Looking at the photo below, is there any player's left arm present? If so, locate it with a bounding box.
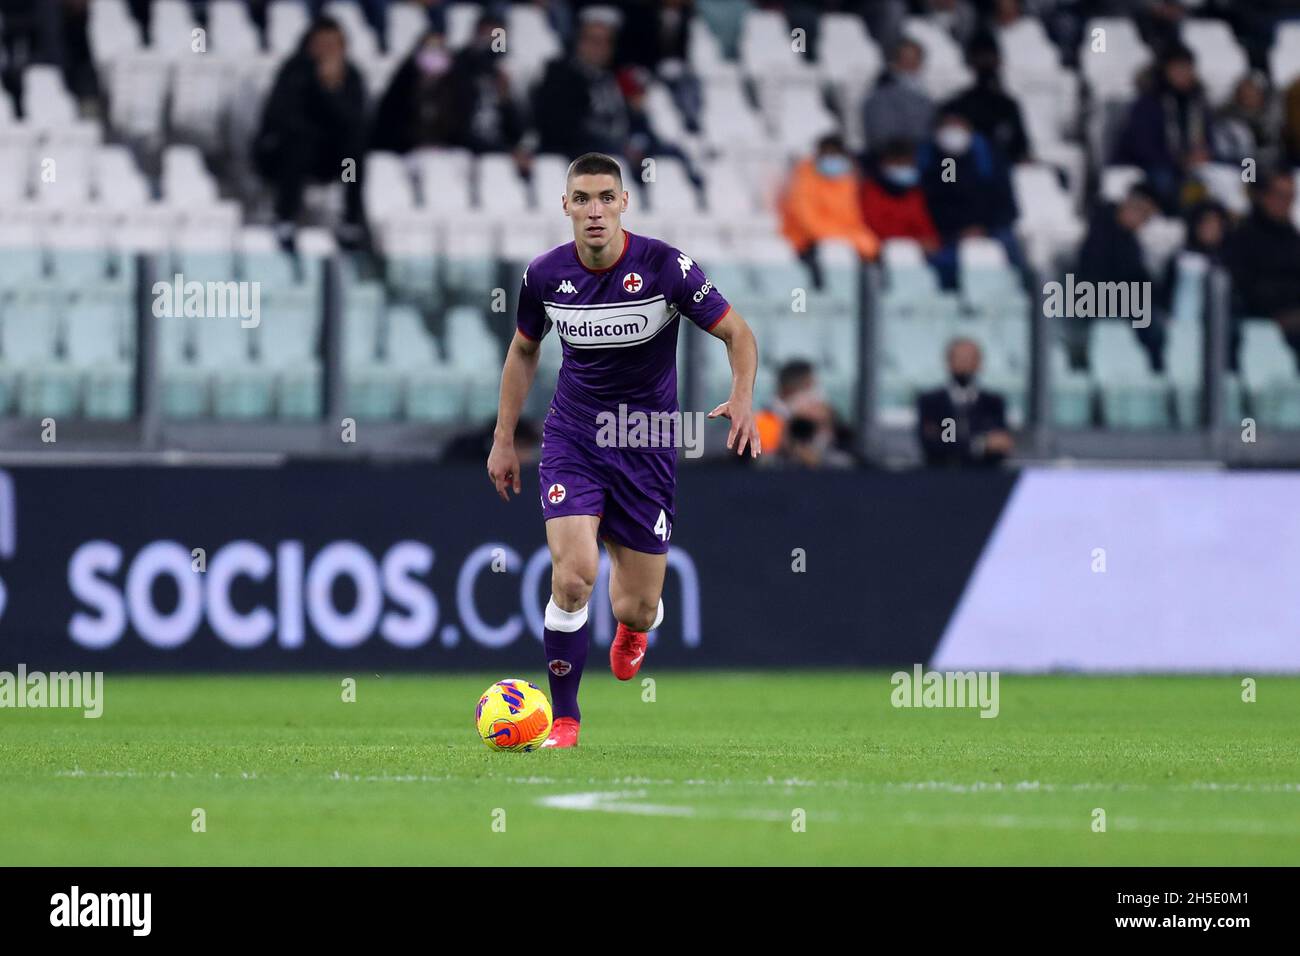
[705,308,761,458]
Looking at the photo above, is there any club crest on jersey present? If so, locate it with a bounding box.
[546,483,566,504]
[548,659,573,676]
[556,279,578,294]
[622,272,643,294]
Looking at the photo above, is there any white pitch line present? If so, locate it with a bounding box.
[42,770,1300,797]
[535,790,838,823]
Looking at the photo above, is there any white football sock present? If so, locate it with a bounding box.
[545,597,589,632]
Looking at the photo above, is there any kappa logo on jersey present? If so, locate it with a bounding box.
[622,272,643,294]
[556,279,578,294]
[549,659,573,676]
[547,483,566,504]
[676,253,694,278]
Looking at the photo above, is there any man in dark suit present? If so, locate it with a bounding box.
[917,338,1014,467]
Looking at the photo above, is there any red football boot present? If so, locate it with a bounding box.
[542,716,580,749]
[610,623,648,681]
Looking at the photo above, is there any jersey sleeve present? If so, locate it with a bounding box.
[663,246,731,331]
[516,264,551,341]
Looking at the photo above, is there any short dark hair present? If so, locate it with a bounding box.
[1250,165,1293,196]
[777,359,815,392]
[303,15,344,46]
[816,133,847,155]
[878,138,917,162]
[1125,179,1160,207]
[566,152,623,189]
[1160,41,1195,66]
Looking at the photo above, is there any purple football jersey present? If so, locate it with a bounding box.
[517,230,730,448]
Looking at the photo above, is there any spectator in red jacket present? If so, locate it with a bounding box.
[860,139,940,254]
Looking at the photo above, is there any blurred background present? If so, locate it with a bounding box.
[1,0,1299,671]
[1,0,1299,466]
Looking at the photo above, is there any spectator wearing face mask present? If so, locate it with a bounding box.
[370,28,456,154]
[755,360,856,468]
[860,139,940,254]
[863,39,935,153]
[917,337,1013,468]
[780,135,881,286]
[943,30,1030,165]
[918,110,1021,287]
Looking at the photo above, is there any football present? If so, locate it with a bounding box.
[475,679,553,752]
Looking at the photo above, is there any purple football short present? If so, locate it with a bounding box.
[538,427,675,555]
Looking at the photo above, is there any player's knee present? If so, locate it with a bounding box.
[613,595,659,633]
[551,561,596,609]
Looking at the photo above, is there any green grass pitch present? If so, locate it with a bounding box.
[2,672,1298,865]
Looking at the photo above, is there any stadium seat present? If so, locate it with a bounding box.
[641,156,701,215]
[387,2,428,59]
[478,153,532,213]
[501,4,561,98]
[1050,343,1093,428]
[1078,18,1151,101]
[903,17,972,101]
[817,13,881,154]
[1181,19,1248,107]
[208,1,261,56]
[22,65,78,129]
[957,238,1029,319]
[1269,23,1300,90]
[1013,164,1086,277]
[1198,163,1250,216]
[1089,321,1171,429]
[1239,320,1300,429]
[64,291,134,419]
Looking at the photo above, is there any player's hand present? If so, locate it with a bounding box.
[708,399,762,458]
[487,440,522,501]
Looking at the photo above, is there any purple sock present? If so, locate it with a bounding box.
[543,599,590,722]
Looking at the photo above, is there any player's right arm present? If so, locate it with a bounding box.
[489,265,549,501]
[488,331,541,501]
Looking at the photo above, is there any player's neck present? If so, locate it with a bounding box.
[575,227,627,271]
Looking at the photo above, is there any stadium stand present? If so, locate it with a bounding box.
[2,0,1300,465]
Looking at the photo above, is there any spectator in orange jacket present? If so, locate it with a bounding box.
[780,134,880,288]
[860,139,941,253]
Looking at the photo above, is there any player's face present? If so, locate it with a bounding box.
[562,173,627,250]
